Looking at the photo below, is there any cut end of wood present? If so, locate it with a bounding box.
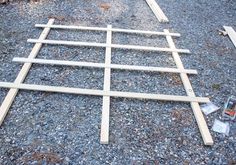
[185,50,191,54]
[48,18,55,23]
[100,139,109,144]
[35,24,41,27]
[174,33,181,37]
[199,97,210,103]
[12,57,19,62]
[27,39,33,42]
[145,0,169,23]
[160,19,169,23]
[223,26,236,48]
[0,114,5,126]
[193,70,198,74]
[204,140,214,146]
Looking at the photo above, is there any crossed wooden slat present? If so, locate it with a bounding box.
[0,19,213,145]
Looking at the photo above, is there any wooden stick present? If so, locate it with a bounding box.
[27,39,190,54]
[165,29,213,145]
[100,25,112,144]
[145,0,169,22]
[0,82,210,103]
[35,24,180,37]
[12,57,198,74]
[0,19,55,126]
[223,26,236,48]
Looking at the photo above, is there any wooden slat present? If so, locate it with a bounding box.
[0,19,55,126]
[223,26,236,48]
[27,39,190,54]
[12,57,198,74]
[146,0,169,22]
[0,82,210,103]
[35,24,180,37]
[165,29,213,145]
[100,25,112,144]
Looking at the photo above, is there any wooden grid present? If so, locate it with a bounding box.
[0,19,213,145]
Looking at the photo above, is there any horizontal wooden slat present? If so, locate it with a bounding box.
[12,58,198,74]
[27,39,190,54]
[0,82,210,103]
[35,24,180,36]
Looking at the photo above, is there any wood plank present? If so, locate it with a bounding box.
[223,26,236,48]
[27,39,190,54]
[0,19,55,126]
[100,25,112,144]
[164,29,213,145]
[35,24,180,37]
[0,82,210,103]
[145,0,169,22]
[12,57,198,74]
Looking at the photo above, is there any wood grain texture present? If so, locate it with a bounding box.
[27,39,190,54]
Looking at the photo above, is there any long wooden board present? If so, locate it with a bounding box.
[223,26,236,48]
[27,39,190,54]
[12,58,198,74]
[35,24,179,36]
[0,82,210,103]
[165,29,213,145]
[146,0,169,22]
[0,19,54,126]
[100,25,112,144]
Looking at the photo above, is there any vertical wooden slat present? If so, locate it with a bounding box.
[100,25,112,144]
[0,19,55,125]
[164,29,213,145]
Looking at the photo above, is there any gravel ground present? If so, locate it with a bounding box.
[0,0,236,164]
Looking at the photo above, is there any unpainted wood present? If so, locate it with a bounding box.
[35,24,179,36]
[224,26,236,48]
[12,58,198,74]
[0,82,210,103]
[164,29,213,146]
[0,19,55,126]
[145,0,169,22]
[101,25,112,144]
[27,39,190,53]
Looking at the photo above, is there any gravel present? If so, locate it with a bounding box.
[0,0,236,164]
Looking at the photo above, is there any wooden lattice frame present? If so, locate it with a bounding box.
[0,19,213,145]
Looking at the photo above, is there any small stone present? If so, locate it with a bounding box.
[32,161,38,165]
[183,140,187,145]
[65,157,70,162]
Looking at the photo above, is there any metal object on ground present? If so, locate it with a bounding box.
[223,96,236,120]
